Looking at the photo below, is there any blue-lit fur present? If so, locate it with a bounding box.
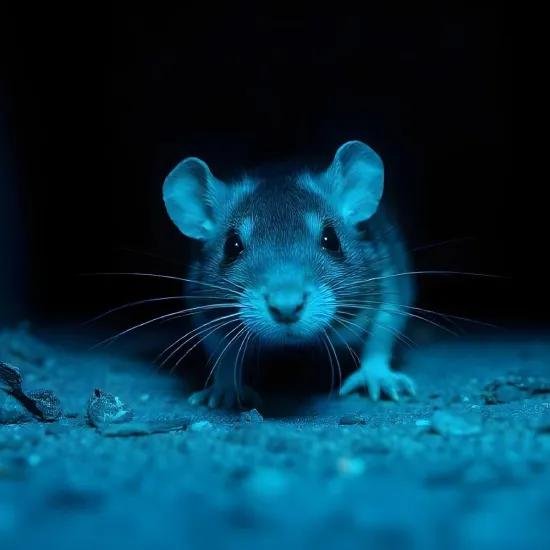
[163,141,416,408]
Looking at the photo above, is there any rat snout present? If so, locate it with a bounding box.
[265,288,307,325]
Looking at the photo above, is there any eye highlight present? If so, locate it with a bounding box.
[321,225,341,253]
[223,230,244,263]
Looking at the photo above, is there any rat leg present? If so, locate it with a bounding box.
[188,329,262,410]
[339,303,416,401]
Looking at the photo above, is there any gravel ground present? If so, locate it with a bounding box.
[1,324,550,550]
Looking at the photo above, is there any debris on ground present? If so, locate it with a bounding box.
[98,417,190,437]
[338,414,367,426]
[482,374,550,404]
[87,388,134,427]
[0,360,62,422]
[2,327,550,549]
[240,408,264,423]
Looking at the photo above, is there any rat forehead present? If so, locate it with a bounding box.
[229,177,329,240]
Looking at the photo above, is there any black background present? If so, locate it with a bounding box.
[0,6,545,330]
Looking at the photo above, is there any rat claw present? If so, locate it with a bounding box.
[398,374,417,396]
[339,371,364,397]
[387,386,400,402]
[370,381,381,401]
[208,392,221,409]
[341,366,416,402]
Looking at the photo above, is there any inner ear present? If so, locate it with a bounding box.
[162,157,226,240]
[328,140,384,225]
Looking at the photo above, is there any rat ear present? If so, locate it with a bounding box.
[327,140,384,225]
[162,157,226,240]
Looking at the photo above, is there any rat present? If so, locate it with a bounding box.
[162,140,416,409]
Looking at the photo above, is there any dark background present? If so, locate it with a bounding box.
[0,7,545,330]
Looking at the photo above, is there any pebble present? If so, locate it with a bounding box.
[87,388,134,427]
[25,389,63,421]
[0,361,23,391]
[483,383,526,404]
[0,361,62,421]
[240,409,264,423]
[339,414,368,426]
[483,374,550,404]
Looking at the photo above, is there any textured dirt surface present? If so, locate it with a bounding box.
[1,324,550,550]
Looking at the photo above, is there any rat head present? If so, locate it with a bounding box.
[163,141,384,345]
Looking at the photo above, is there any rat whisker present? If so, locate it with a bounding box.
[234,330,253,408]
[327,323,361,370]
[320,332,336,397]
[85,295,233,324]
[204,324,248,389]
[336,311,416,348]
[163,309,258,367]
[338,303,458,336]
[155,311,244,362]
[323,329,342,394]
[221,276,248,293]
[83,272,244,297]
[337,299,499,331]
[335,270,503,294]
[161,316,243,370]
[171,319,244,373]
[92,303,243,349]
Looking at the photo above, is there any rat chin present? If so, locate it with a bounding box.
[253,319,331,346]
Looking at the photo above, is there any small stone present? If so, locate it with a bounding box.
[0,361,23,392]
[494,384,526,403]
[25,389,63,421]
[87,388,133,427]
[483,375,550,404]
[431,409,482,437]
[189,420,213,432]
[0,361,62,421]
[240,409,264,423]
[339,414,367,426]
[483,383,526,404]
[523,376,550,394]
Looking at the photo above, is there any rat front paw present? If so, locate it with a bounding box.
[339,365,416,402]
[188,384,262,410]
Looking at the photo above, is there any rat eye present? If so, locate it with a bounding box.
[321,225,341,253]
[223,230,244,262]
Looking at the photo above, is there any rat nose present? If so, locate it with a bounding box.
[266,289,307,324]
